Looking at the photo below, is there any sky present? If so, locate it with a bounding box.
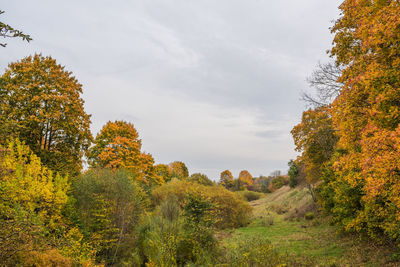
[1,0,342,180]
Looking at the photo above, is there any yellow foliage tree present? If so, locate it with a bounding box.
[0,139,93,265]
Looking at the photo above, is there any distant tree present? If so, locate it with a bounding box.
[219,170,234,189]
[154,163,173,182]
[169,161,189,179]
[287,160,298,188]
[238,170,253,189]
[0,10,32,47]
[188,173,213,186]
[0,54,92,176]
[270,170,281,178]
[88,121,162,186]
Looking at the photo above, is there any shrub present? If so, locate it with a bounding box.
[136,195,218,266]
[268,203,289,214]
[262,215,274,226]
[187,173,214,186]
[304,212,315,220]
[72,168,148,265]
[269,176,288,191]
[152,179,252,229]
[236,190,264,202]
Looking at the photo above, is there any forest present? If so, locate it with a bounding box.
[0,0,400,266]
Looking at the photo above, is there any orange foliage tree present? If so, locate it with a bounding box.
[88,121,162,186]
[0,54,92,176]
[321,0,400,241]
[238,170,253,189]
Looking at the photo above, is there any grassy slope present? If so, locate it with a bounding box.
[220,186,398,267]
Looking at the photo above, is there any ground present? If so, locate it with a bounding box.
[219,186,399,267]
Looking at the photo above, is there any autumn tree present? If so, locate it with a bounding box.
[238,170,253,189]
[169,161,189,179]
[291,107,338,186]
[0,139,93,265]
[154,163,173,183]
[0,10,32,47]
[0,54,92,176]
[318,0,400,241]
[88,120,162,186]
[220,170,234,189]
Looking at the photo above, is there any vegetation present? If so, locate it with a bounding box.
[0,54,92,176]
[1,1,400,265]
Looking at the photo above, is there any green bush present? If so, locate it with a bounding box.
[136,195,218,266]
[152,179,252,229]
[236,190,264,201]
[72,168,147,265]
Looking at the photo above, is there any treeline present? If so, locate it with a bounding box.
[0,55,304,266]
[292,0,400,246]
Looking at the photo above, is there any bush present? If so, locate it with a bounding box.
[136,195,218,266]
[152,179,252,229]
[262,215,274,226]
[304,212,315,220]
[268,203,289,214]
[187,173,214,186]
[236,190,264,201]
[72,168,148,265]
[269,176,288,191]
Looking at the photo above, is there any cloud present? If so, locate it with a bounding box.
[0,0,342,179]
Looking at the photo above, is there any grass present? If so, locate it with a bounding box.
[218,186,399,267]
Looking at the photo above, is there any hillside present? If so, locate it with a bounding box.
[220,186,399,267]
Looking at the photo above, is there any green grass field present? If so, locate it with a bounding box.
[219,186,398,267]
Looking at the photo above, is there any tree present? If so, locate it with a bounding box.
[219,170,234,189]
[287,160,298,188]
[0,10,32,47]
[238,170,253,189]
[169,161,189,179]
[154,163,173,183]
[291,107,338,186]
[188,173,214,186]
[72,168,147,265]
[0,139,90,265]
[88,120,162,186]
[302,62,343,107]
[321,0,400,241]
[0,54,92,176]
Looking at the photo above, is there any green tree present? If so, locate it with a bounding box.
[188,173,214,186]
[72,168,147,265]
[288,160,298,188]
[0,54,92,177]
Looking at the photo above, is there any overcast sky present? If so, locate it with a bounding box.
[1,0,342,180]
